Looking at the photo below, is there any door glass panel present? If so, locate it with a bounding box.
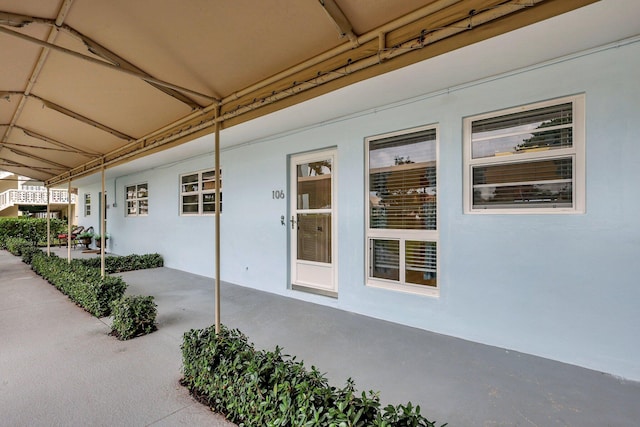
[297,213,331,263]
[297,160,332,209]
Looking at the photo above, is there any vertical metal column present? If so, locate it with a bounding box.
[101,165,106,278]
[214,107,221,334]
[46,186,50,257]
[67,180,72,262]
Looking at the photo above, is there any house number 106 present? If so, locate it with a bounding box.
[272,190,285,199]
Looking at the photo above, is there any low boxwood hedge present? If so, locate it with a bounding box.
[30,252,127,317]
[181,325,446,427]
[5,236,34,256]
[3,237,41,264]
[77,253,164,273]
[110,295,157,340]
[4,242,161,338]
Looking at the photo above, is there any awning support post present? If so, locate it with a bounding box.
[46,186,50,256]
[214,107,221,334]
[67,180,72,262]
[100,164,106,278]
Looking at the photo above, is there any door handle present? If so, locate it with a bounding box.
[291,215,297,230]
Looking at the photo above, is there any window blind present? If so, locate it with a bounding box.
[472,103,572,134]
[371,239,399,281]
[473,158,573,208]
[472,103,573,159]
[405,240,437,287]
[369,128,437,231]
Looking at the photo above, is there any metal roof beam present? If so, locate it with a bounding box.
[0,24,219,104]
[0,123,102,157]
[27,94,134,141]
[1,91,133,141]
[0,157,62,175]
[2,146,70,169]
[317,0,358,44]
[0,140,91,156]
[18,127,102,158]
[0,11,205,109]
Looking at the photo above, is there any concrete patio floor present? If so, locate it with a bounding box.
[2,247,639,426]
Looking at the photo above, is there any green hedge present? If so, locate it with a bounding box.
[4,237,41,264]
[30,252,127,317]
[0,217,66,247]
[77,253,164,273]
[5,237,33,256]
[181,325,446,427]
[110,295,157,340]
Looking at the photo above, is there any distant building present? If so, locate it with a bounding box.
[0,172,77,220]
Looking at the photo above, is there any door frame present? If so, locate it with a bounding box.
[289,148,338,297]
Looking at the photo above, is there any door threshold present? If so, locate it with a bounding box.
[292,284,338,299]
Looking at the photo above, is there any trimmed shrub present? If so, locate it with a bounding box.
[181,325,446,427]
[30,252,127,317]
[20,244,43,264]
[77,253,164,273]
[110,295,157,340]
[5,237,33,256]
[4,237,45,264]
[0,217,66,247]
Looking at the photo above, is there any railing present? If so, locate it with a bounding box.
[0,189,77,212]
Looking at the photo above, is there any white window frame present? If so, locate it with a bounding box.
[84,193,91,216]
[179,168,222,216]
[125,182,148,217]
[463,94,585,214]
[365,124,439,297]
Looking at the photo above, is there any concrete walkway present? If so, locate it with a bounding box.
[2,248,640,426]
[0,249,234,427]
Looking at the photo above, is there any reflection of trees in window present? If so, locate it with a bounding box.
[516,116,573,152]
[394,156,413,165]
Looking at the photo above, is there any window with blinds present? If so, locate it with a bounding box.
[180,168,222,215]
[84,193,91,216]
[464,95,585,213]
[366,125,439,296]
[125,183,148,216]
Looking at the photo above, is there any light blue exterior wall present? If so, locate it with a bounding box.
[79,39,640,380]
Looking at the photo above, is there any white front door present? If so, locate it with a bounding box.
[290,149,337,296]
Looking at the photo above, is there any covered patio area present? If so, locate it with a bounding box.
[2,248,639,426]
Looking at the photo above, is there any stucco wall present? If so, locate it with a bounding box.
[81,39,640,380]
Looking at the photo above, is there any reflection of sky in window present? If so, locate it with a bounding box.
[472,122,542,158]
[370,140,435,168]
